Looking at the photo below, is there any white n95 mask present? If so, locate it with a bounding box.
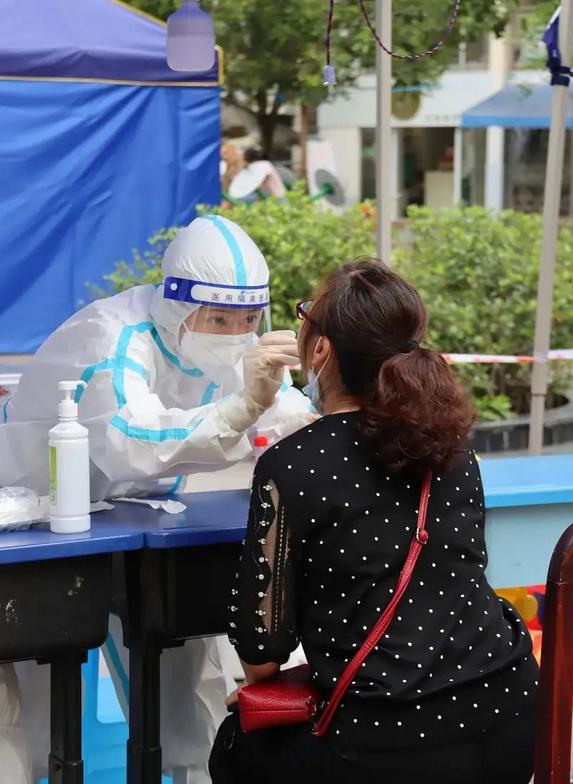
[180,330,255,386]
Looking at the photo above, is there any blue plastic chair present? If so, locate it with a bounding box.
[40,647,172,783]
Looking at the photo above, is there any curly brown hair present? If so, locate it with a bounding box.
[298,258,475,473]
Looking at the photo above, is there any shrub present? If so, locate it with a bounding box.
[393,206,573,420]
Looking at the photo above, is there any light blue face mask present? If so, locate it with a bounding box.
[302,366,324,414]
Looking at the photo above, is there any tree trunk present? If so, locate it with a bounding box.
[299,104,311,182]
[258,112,278,159]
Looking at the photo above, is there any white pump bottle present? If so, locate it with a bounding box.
[49,381,91,534]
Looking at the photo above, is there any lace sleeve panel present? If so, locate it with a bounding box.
[229,471,299,665]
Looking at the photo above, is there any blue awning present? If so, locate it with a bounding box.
[461,83,573,129]
[0,0,221,85]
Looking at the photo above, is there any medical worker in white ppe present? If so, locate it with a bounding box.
[0,215,312,784]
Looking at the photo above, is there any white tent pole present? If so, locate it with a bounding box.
[570,127,573,229]
[375,0,392,264]
[528,0,573,454]
[453,127,463,205]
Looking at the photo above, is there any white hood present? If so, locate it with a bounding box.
[150,214,269,353]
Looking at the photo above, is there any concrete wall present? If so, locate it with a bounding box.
[319,127,362,206]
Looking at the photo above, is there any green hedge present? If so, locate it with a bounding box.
[95,195,573,422]
[393,207,573,420]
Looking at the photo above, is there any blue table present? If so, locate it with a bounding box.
[0,521,143,784]
[481,454,573,586]
[107,493,247,784]
[0,519,144,564]
[106,491,248,549]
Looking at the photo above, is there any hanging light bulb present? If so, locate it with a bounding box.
[167,1,215,72]
[323,64,337,87]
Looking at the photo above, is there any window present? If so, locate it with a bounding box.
[361,129,376,201]
[461,129,486,206]
[504,129,572,214]
[449,38,489,70]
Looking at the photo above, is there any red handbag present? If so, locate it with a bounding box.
[237,470,432,735]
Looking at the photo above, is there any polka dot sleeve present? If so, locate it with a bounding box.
[229,464,299,666]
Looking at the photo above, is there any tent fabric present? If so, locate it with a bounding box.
[461,83,573,129]
[0,80,221,353]
[0,0,221,353]
[0,0,220,85]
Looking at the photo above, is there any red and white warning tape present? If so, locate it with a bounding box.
[444,349,573,364]
[0,350,572,399]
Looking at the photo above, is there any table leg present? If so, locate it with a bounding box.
[172,769,193,784]
[127,638,162,784]
[48,652,85,784]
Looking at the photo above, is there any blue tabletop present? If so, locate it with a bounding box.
[136,454,573,548]
[0,493,249,564]
[0,520,144,565]
[480,454,573,508]
[107,492,250,549]
[92,454,573,551]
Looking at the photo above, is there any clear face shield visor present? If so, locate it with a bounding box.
[163,276,271,372]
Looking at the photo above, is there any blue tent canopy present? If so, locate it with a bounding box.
[0,0,221,84]
[0,0,222,353]
[461,83,573,129]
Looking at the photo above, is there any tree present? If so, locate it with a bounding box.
[128,0,518,155]
[516,0,557,69]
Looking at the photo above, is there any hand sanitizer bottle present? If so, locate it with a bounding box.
[49,381,91,534]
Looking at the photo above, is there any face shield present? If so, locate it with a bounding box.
[164,276,272,384]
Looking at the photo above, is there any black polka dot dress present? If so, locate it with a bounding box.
[230,412,539,749]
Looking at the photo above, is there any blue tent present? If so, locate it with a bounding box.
[462,83,573,129]
[0,0,222,353]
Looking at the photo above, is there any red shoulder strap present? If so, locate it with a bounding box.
[313,470,432,737]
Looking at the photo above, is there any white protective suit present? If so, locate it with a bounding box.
[0,215,311,783]
[0,665,30,784]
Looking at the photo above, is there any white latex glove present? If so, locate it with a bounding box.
[218,331,299,432]
[244,331,299,411]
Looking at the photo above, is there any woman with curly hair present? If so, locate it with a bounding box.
[211,259,539,784]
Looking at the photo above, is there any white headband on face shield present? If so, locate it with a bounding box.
[164,277,270,308]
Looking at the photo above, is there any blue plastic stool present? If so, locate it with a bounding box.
[40,648,172,783]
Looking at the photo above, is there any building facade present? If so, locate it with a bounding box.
[317,27,570,216]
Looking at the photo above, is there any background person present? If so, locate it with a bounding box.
[229,147,287,203]
[242,147,287,200]
[210,259,539,784]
